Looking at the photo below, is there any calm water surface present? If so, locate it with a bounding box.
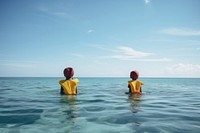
[0,77,200,133]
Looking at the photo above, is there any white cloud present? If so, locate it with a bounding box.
[110,56,171,62]
[135,58,171,62]
[91,45,171,62]
[53,12,68,17]
[0,60,38,68]
[166,63,200,77]
[98,46,171,62]
[161,28,200,36]
[115,46,153,58]
[37,6,69,18]
[144,0,151,5]
[87,30,93,33]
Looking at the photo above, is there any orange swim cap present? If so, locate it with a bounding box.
[130,70,139,80]
[63,67,74,78]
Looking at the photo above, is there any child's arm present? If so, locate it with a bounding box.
[60,86,65,95]
[128,85,131,93]
[140,81,143,93]
[76,87,78,94]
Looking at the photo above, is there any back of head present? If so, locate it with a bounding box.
[63,67,74,79]
[130,70,139,80]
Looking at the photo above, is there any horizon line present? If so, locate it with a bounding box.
[0,76,200,79]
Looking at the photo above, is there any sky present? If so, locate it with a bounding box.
[0,0,200,77]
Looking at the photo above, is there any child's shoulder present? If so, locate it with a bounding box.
[128,80,132,83]
[71,78,79,83]
[128,79,143,83]
[59,80,66,84]
[128,80,135,83]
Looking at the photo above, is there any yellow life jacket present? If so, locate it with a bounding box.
[59,79,79,95]
[128,80,144,94]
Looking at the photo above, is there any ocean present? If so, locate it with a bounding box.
[0,77,200,133]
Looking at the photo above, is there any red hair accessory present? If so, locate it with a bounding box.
[63,67,74,78]
[130,70,139,80]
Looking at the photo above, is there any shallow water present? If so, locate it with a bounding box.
[0,77,200,133]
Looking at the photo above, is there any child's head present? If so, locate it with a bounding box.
[130,70,139,80]
[63,67,74,79]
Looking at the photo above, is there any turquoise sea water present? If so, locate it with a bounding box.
[0,77,200,133]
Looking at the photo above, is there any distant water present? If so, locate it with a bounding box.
[0,77,200,133]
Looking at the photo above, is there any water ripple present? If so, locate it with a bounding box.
[0,77,200,133]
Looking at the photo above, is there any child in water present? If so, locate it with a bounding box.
[59,67,79,95]
[127,70,144,95]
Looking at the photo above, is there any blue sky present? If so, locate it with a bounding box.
[0,0,200,77]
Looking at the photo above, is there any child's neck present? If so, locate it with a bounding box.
[65,77,72,80]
